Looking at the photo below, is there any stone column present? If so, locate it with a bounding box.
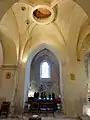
[11,65,21,114]
[12,63,26,114]
[11,66,20,105]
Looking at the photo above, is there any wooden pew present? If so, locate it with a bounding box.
[0,101,10,118]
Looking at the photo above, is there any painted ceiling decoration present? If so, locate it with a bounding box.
[28,0,61,7]
[0,0,90,64]
[31,5,55,24]
[33,8,51,19]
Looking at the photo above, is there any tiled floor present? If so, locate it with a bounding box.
[0,113,79,120]
[0,117,79,120]
[0,116,79,120]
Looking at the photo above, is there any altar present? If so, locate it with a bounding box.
[27,97,61,115]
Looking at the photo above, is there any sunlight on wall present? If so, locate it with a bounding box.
[21,56,27,63]
[28,90,34,97]
[83,105,90,116]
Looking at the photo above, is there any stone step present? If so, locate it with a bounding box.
[79,115,90,120]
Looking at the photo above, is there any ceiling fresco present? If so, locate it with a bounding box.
[0,0,89,64]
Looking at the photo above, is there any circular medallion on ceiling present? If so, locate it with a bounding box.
[31,5,54,25]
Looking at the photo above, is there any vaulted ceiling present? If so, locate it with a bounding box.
[0,0,90,64]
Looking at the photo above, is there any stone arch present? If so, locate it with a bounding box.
[76,20,90,59]
[0,42,3,66]
[29,48,60,96]
[0,27,17,64]
[67,4,88,59]
[24,43,65,106]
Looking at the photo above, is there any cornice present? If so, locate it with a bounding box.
[0,64,19,70]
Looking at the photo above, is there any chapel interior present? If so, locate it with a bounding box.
[0,0,90,120]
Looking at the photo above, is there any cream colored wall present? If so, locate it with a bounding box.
[0,68,15,102]
[0,38,88,116]
[18,42,86,117]
[0,0,89,117]
[62,60,87,116]
[0,42,88,116]
[13,48,87,116]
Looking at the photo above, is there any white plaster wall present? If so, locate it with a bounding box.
[0,69,15,102]
[62,60,87,117]
[0,0,89,117]
[13,50,87,117]
[0,44,87,117]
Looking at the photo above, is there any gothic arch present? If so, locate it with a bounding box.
[24,43,64,106]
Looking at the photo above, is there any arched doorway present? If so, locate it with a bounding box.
[24,45,63,106]
[28,48,60,98]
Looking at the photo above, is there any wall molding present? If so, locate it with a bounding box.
[0,64,19,70]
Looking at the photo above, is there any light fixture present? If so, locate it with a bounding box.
[21,6,26,11]
[26,19,30,25]
[88,89,90,92]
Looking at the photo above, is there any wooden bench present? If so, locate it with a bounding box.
[0,101,10,118]
[31,101,39,114]
[28,98,56,116]
[39,101,55,116]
